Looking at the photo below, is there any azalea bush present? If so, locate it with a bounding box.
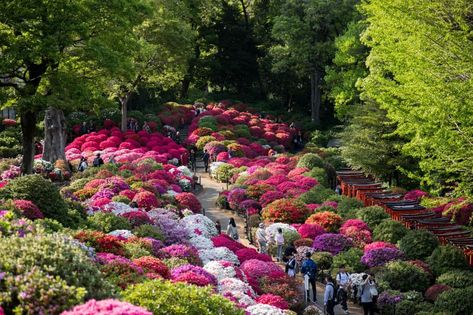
[61,299,152,315]
[312,233,353,255]
[425,284,452,302]
[262,199,311,223]
[305,211,342,232]
[427,245,469,276]
[297,223,326,240]
[175,192,202,213]
[355,206,390,229]
[11,199,44,220]
[434,286,473,315]
[332,248,364,273]
[361,247,404,268]
[437,270,473,288]
[372,220,408,243]
[380,261,430,292]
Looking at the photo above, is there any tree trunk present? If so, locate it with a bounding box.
[20,111,37,174]
[310,70,321,124]
[180,45,201,99]
[43,107,68,169]
[240,0,249,28]
[121,96,128,132]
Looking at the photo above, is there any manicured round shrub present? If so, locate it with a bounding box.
[304,167,328,187]
[337,197,364,218]
[395,300,434,315]
[0,233,112,299]
[298,186,338,204]
[355,206,390,229]
[434,286,473,315]
[87,212,132,233]
[399,230,439,260]
[133,224,165,240]
[381,261,430,293]
[1,175,71,226]
[311,252,333,270]
[437,270,473,288]
[425,284,452,302]
[373,220,408,244]
[332,248,364,273]
[133,256,170,279]
[61,299,152,315]
[262,199,311,223]
[122,279,243,315]
[297,153,324,169]
[427,245,469,277]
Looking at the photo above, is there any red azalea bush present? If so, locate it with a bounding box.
[175,192,202,213]
[74,231,125,255]
[305,211,343,232]
[297,223,326,240]
[294,238,314,248]
[121,211,153,227]
[235,248,272,264]
[256,294,289,309]
[425,284,452,302]
[404,189,428,201]
[240,259,286,293]
[133,256,170,279]
[2,118,16,126]
[211,234,246,253]
[132,191,160,210]
[61,299,152,315]
[98,257,144,289]
[262,199,311,223]
[13,199,44,220]
[246,184,275,200]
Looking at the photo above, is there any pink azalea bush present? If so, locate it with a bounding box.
[175,192,202,213]
[256,294,289,310]
[297,223,326,240]
[61,299,152,315]
[236,248,272,264]
[12,199,44,220]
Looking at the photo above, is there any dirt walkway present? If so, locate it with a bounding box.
[195,168,364,315]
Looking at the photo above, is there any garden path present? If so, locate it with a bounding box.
[195,167,365,315]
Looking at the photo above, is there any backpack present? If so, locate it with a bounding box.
[327,283,340,304]
[304,260,317,280]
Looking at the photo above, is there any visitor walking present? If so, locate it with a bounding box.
[301,252,318,302]
[369,275,378,312]
[109,155,116,164]
[226,218,239,241]
[93,153,104,167]
[78,157,88,172]
[324,276,336,315]
[203,149,210,173]
[359,274,375,315]
[215,220,222,234]
[336,265,351,314]
[274,228,285,262]
[256,223,268,254]
[189,148,197,171]
[283,241,297,262]
[285,254,296,277]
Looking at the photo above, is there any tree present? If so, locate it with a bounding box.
[360,0,473,195]
[325,20,368,120]
[270,0,358,123]
[108,0,195,131]
[0,0,149,173]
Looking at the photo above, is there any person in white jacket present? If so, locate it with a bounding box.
[274,228,285,261]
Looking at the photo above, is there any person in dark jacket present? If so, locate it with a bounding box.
[301,252,318,302]
[93,153,104,167]
[202,149,210,173]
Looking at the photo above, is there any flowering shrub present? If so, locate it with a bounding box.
[305,212,342,232]
[132,191,160,210]
[12,199,44,220]
[175,193,202,213]
[339,219,370,233]
[211,234,246,253]
[259,191,285,207]
[121,211,153,227]
[203,260,247,282]
[262,199,311,223]
[159,244,202,266]
[199,247,239,265]
[227,188,247,209]
[171,264,217,287]
[404,189,428,201]
[98,257,145,289]
[364,241,397,252]
[61,299,152,315]
[361,247,404,267]
[297,223,326,240]
[382,261,430,292]
[256,294,289,310]
[398,229,439,260]
[377,290,402,309]
[240,259,286,293]
[133,256,170,279]
[312,233,353,255]
[236,248,272,264]
[341,226,372,248]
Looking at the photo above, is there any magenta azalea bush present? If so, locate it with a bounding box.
[361,247,404,267]
[61,299,152,315]
[297,223,326,240]
[171,264,217,287]
[312,233,353,255]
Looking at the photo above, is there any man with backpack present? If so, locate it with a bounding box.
[301,252,318,302]
[336,265,351,314]
[324,276,336,315]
